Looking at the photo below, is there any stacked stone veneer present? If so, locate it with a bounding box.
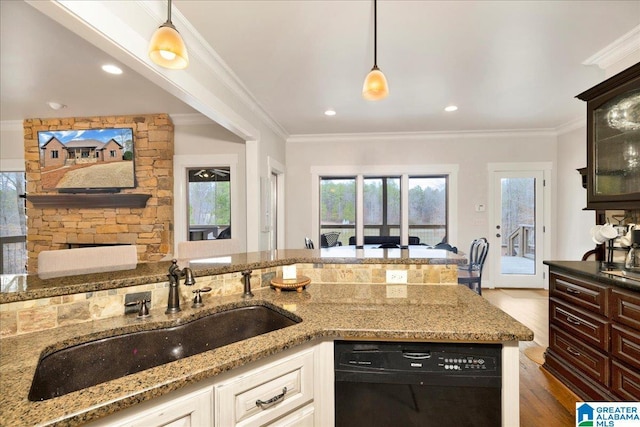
[23,114,174,272]
[0,263,456,337]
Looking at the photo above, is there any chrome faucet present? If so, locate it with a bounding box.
[166,259,196,314]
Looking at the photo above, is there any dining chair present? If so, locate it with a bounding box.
[304,237,314,249]
[320,232,341,248]
[457,238,489,295]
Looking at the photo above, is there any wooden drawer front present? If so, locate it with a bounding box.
[549,325,610,386]
[611,360,640,401]
[216,348,314,427]
[550,298,609,351]
[611,288,640,330]
[549,272,608,315]
[611,324,640,370]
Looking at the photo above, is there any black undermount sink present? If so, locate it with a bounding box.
[29,304,300,401]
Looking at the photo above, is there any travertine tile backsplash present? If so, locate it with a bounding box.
[0,263,456,337]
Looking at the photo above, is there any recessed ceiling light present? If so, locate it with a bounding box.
[324,109,337,116]
[444,105,458,112]
[101,64,123,75]
[47,101,67,110]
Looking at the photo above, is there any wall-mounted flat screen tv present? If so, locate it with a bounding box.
[38,128,135,192]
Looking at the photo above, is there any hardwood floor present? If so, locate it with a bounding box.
[482,289,580,427]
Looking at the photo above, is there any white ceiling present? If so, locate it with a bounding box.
[1,0,639,137]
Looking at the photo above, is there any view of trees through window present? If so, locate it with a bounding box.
[0,172,27,274]
[188,168,231,240]
[501,177,535,258]
[320,175,448,246]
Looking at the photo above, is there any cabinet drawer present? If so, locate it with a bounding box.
[549,272,608,315]
[550,298,610,351]
[611,360,640,401]
[611,288,640,330]
[611,324,640,370]
[549,324,610,386]
[215,348,314,427]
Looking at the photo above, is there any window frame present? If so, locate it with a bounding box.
[312,165,458,247]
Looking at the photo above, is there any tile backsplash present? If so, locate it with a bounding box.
[0,263,456,337]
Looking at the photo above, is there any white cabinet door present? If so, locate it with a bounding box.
[89,387,213,427]
[215,348,315,427]
[268,404,314,427]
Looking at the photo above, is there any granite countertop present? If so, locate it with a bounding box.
[0,248,466,303]
[0,283,532,427]
[544,260,640,292]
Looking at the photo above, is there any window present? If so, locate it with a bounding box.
[187,167,231,240]
[364,177,400,237]
[110,150,116,158]
[0,172,27,274]
[51,150,58,159]
[408,176,448,245]
[320,178,355,246]
[318,174,449,246]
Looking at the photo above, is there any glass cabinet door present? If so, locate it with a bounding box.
[579,63,640,210]
[593,89,640,197]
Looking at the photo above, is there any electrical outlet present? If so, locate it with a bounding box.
[386,285,408,298]
[386,270,407,284]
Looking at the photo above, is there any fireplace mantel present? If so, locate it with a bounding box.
[27,194,151,209]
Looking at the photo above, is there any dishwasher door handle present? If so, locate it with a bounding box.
[402,352,431,359]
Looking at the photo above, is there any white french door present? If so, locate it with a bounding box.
[489,165,549,288]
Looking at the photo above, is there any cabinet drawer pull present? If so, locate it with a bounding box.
[256,387,287,410]
[566,287,581,295]
[566,316,582,326]
[566,346,581,357]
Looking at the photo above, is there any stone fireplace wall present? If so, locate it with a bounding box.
[24,114,174,272]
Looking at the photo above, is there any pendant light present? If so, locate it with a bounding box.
[148,0,189,69]
[362,0,389,101]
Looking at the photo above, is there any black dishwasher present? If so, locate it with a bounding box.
[335,341,502,427]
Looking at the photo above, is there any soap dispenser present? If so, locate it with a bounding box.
[624,230,640,272]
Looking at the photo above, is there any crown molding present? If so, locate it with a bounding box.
[582,25,640,69]
[287,128,558,144]
[555,117,586,136]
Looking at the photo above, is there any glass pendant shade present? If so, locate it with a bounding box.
[362,66,389,101]
[149,23,189,69]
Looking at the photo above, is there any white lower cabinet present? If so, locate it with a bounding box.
[85,341,333,427]
[214,347,314,427]
[86,386,214,427]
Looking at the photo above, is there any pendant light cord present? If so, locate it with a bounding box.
[373,0,378,67]
[166,0,173,25]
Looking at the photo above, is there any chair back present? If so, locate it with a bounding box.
[304,237,314,249]
[433,242,458,253]
[320,232,341,248]
[466,238,489,274]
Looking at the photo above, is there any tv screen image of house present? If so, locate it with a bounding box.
[38,128,135,191]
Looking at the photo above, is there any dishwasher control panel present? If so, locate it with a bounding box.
[335,341,501,377]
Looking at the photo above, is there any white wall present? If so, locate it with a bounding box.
[285,132,558,265]
[556,125,596,260]
[0,121,25,170]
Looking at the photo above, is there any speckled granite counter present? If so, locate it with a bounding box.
[0,248,466,303]
[0,283,531,427]
[543,260,640,292]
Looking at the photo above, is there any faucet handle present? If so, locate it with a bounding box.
[192,287,212,308]
[125,299,151,318]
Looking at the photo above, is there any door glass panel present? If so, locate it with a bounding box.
[0,172,27,274]
[500,177,535,275]
[187,167,231,241]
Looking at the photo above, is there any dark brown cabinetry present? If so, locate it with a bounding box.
[544,269,640,401]
[577,63,640,210]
